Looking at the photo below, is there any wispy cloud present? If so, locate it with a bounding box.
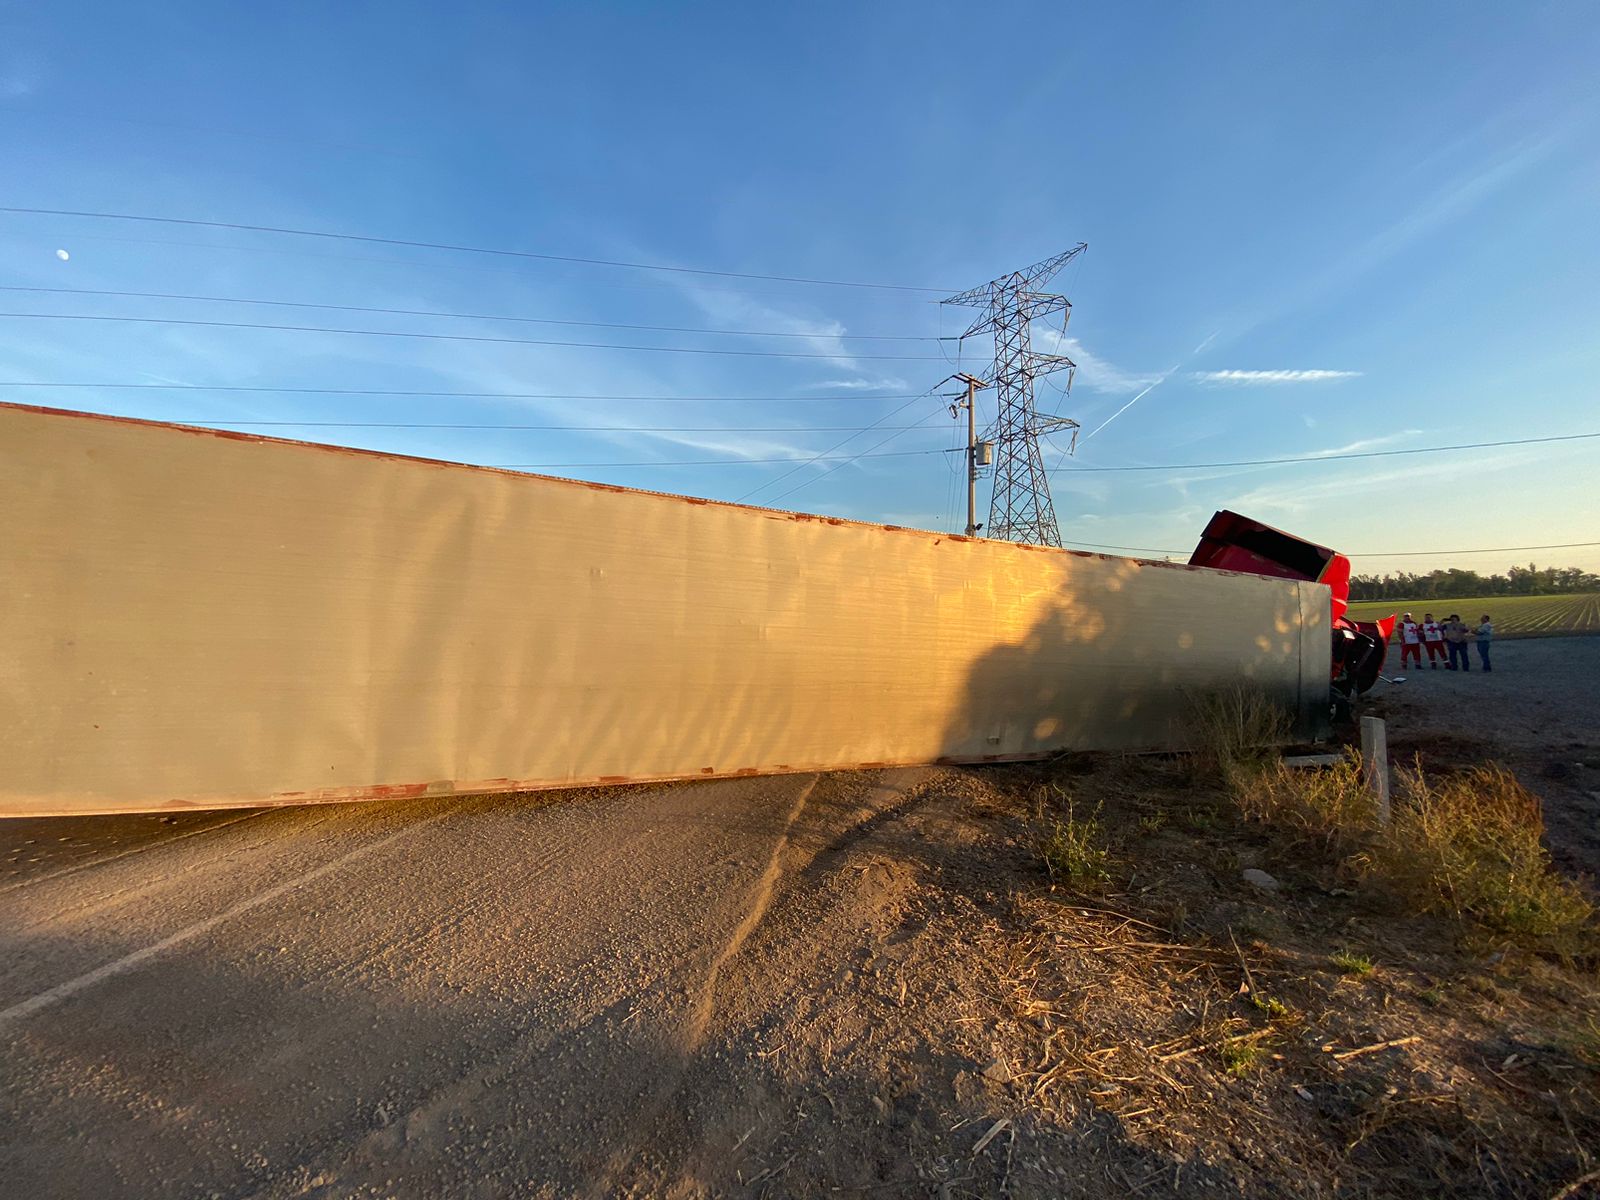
[1033,330,1162,395]
[1120,429,1429,500]
[672,279,864,372]
[798,376,908,392]
[1229,123,1574,338]
[1192,369,1362,386]
[1222,447,1540,517]
[1308,430,1422,457]
[1,52,44,98]
[403,344,826,463]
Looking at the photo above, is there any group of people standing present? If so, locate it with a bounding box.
[1396,613,1493,672]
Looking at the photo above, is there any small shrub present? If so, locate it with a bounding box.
[1137,811,1168,836]
[1249,993,1296,1022]
[1330,949,1375,975]
[1220,1037,1268,1076]
[1371,764,1594,941]
[1177,806,1222,834]
[1037,798,1110,892]
[1186,686,1292,786]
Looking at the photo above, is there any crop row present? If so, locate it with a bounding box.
[1345,593,1600,638]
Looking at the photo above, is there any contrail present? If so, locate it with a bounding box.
[1082,374,1170,441]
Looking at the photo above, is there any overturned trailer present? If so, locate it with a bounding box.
[1,403,1332,818]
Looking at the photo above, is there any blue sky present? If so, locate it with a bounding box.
[3,2,1598,574]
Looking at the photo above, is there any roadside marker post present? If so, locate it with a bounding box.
[1360,716,1391,824]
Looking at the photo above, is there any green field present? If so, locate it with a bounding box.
[1345,593,1600,638]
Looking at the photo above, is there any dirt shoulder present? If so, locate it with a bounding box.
[599,756,1598,1200]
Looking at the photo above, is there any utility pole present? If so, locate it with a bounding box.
[950,373,992,537]
[942,246,1086,547]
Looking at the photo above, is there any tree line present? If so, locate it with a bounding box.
[1348,563,1599,602]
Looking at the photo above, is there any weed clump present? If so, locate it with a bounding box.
[1185,685,1291,787]
[1136,811,1168,836]
[1329,949,1375,975]
[1033,785,1110,892]
[1220,1037,1266,1076]
[1247,992,1295,1021]
[1372,764,1594,940]
[1232,752,1376,852]
[1214,741,1593,947]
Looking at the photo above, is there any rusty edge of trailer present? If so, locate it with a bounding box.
[6,748,1248,819]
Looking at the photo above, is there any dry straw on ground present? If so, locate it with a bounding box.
[989,739,1600,1197]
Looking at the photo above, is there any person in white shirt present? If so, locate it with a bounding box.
[1476,615,1494,672]
[1397,612,1423,669]
[1444,614,1471,670]
[1421,613,1445,669]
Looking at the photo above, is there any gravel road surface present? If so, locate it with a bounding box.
[1,771,897,1198]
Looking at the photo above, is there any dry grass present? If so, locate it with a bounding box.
[977,882,1599,1198]
[1373,764,1595,943]
[1230,756,1595,947]
[1188,697,1594,949]
[959,755,1600,1197]
[1232,752,1377,853]
[1185,685,1291,786]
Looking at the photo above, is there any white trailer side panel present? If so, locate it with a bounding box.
[0,404,1329,816]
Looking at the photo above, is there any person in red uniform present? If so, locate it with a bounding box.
[1397,612,1423,668]
[1421,612,1445,668]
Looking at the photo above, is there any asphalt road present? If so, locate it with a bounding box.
[0,773,838,1198]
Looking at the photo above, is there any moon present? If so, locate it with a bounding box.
[55,248,70,261]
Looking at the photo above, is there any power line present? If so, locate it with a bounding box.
[11,394,1587,465]
[0,396,950,465]
[736,386,941,502]
[0,382,922,403]
[765,418,933,505]
[0,285,944,342]
[0,206,953,293]
[488,448,947,469]
[1062,538,1600,558]
[0,312,947,361]
[45,232,944,306]
[1051,431,1600,473]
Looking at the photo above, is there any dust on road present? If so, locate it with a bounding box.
[2,770,917,1197]
[5,643,1598,1198]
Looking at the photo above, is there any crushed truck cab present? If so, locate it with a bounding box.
[1190,510,1394,719]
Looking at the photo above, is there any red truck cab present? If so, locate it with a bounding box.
[1189,510,1394,717]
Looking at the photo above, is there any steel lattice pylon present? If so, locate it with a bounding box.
[943,245,1087,546]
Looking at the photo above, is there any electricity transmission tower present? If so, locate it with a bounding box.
[943,245,1087,546]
